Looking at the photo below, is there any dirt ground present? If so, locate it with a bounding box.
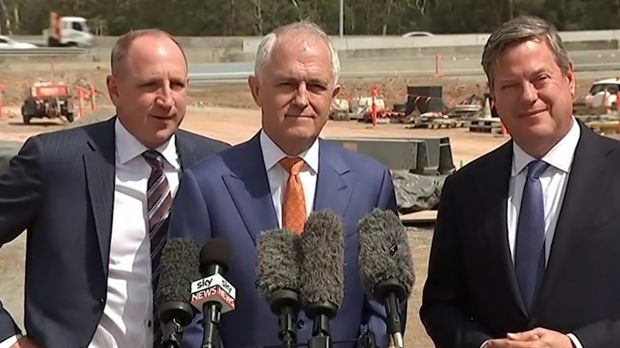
[0,67,601,347]
[0,67,598,110]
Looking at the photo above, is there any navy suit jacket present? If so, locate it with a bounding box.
[168,132,400,348]
[0,117,229,347]
[421,122,620,348]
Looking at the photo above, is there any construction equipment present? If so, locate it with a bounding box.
[21,82,75,124]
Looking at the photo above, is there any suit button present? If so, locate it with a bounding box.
[297,320,304,330]
[147,320,152,328]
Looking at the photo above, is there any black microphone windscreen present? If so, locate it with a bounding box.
[358,208,415,301]
[300,210,344,308]
[158,238,202,304]
[199,237,232,273]
[256,229,301,300]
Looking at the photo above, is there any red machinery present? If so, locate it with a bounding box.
[21,82,75,124]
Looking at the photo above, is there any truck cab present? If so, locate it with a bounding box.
[584,78,620,108]
[43,12,94,48]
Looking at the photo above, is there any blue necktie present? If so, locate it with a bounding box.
[515,159,549,312]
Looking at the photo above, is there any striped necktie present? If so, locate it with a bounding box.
[143,150,173,346]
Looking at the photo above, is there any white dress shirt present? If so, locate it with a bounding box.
[507,119,580,264]
[483,118,582,348]
[260,130,319,227]
[89,119,180,348]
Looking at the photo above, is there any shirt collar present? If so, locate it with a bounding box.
[115,118,180,169]
[259,129,319,174]
[512,117,580,176]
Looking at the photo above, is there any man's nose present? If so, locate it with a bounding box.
[293,83,309,107]
[156,85,174,107]
[521,82,538,103]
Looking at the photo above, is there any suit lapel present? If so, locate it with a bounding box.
[313,140,356,237]
[83,118,116,277]
[533,125,612,317]
[482,142,529,317]
[176,131,196,172]
[222,134,278,245]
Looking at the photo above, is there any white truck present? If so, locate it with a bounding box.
[43,12,94,48]
[584,78,620,108]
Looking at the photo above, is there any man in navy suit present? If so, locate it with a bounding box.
[168,21,401,348]
[0,29,228,348]
[421,16,620,348]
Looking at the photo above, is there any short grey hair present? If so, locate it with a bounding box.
[482,15,571,85]
[253,20,341,85]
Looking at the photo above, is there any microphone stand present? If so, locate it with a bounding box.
[359,327,378,348]
[201,264,226,348]
[269,289,301,348]
[385,293,403,348]
[159,302,195,348]
[305,302,337,348]
[202,301,222,348]
[375,279,406,348]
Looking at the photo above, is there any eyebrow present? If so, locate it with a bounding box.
[530,67,551,76]
[274,76,298,83]
[273,75,328,86]
[496,67,551,84]
[307,78,328,86]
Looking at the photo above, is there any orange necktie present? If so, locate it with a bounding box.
[280,157,307,234]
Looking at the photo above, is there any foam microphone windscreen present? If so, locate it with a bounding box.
[256,229,301,300]
[358,208,415,301]
[300,210,345,308]
[158,238,202,304]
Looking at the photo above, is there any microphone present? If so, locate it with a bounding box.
[157,238,202,348]
[190,238,234,348]
[300,210,345,348]
[358,209,415,348]
[256,228,302,348]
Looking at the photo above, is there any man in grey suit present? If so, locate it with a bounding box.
[0,29,228,348]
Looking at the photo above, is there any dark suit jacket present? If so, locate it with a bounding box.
[0,117,229,347]
[420,122,620,348]
[168,133,400,348]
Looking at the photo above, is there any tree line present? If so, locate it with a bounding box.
[0,0,618,36]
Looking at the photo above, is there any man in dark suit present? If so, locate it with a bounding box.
[420,15,620,348]
[0,29,228,348]
[168,21,400,348]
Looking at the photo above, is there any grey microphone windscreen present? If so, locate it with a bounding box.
[256,228,301,301]
[158,238,202,304]
[300,210,345,308]
[358,208,415,301]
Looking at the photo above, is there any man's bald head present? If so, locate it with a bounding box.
[110,29,188,76]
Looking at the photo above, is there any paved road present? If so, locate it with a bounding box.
[188,49,620,83]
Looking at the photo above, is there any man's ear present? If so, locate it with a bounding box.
[331,83,341,99]
[106,74,120,106]
[248,75,262,107]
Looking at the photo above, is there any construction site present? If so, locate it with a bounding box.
[1,12,620,346]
